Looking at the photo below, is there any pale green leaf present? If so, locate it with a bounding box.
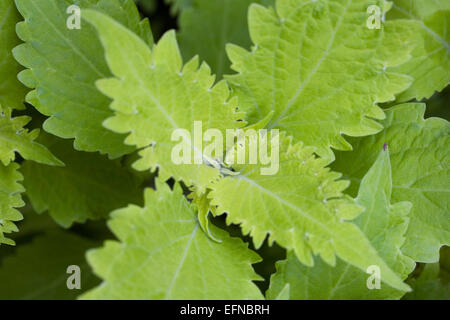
[0,0,27,110]
[13,0,153,157]
[389,0,450,101]
[190,190,222,243]
[0,107,62,166]
[81,179,263,300]
[21,134,144,228]
[226,0,416,161]
[268,148,414,299]
[209,133,410,292]
[332,103,449,263]
[274,284,290,300]
[84,10,245,192]
[0,162,24,246]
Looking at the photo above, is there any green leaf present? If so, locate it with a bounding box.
[190,190,222,243]
[21,134,144,228]
[274,284,290,300]
[209,133,410,292]
[84,10,245,192]
[177,0,275,78]
[0,0,27,110]
[81,179,263,300]
[0,107,62,166]
[0,163,24,246]
[13,0,153,157]
[268,148,414,299]
[0,229,100,299]
[226,0,416,161]
[388,0,450,102]
[0,103,61,244]
[332,103,450,263]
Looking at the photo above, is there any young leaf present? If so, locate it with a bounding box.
[0,107,62,166]
[81,180,263,300]
[177,0,275,78]
[388,0,450,102]
[0,163,24,246]
[226,0,416,161]
[13,0,153,157]
[190,190,222,242]
[0,0,27,110]
[332,103,450,263]
[0,230,101,299]
[209,133,410,292]
[21,134,144,228]
[84,10,245,192]
[267,148,414,299]
[0,104,61,246]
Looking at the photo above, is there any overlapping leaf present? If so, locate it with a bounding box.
[81,180,263,300]
[389,0,450,101]
[226,0,416,161]
[21,134,144,228]
[0,107,62,166]
[84,10,245,192]
[0,0,27,110]
[0,105,61,245]
[13,0,153,157]
[0,0,446,301]
[0,163,24,245]
[209,133,410,292]
[268,149,414,299]
[332,103,449,263]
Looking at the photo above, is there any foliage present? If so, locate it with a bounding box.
[267,148,415,299]
[332,103,449,263]
[81,180,263,300]
[0,0,448,300]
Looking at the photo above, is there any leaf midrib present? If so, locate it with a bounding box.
[270,0,352,129]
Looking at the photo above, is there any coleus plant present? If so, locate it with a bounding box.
[0,0,448,300]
